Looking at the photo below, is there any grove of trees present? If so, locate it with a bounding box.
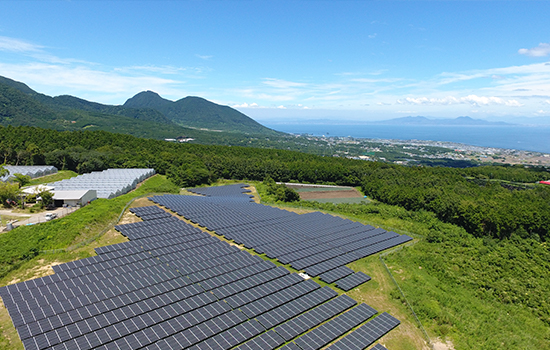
[0,125,549,241]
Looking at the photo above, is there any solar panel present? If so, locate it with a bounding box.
[274,294,358,342]
[224,273,304,309]
[236,330,285,350]
[325,313,400,350]
[211,266,289,300]
[255,287,337,330]
[293,303,378,350]
[187,319,265,350]
[319,266,354,284]
[239,279,321,319]
[335,272,372,291]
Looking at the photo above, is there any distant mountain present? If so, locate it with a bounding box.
[124,91,273,134]
[0,75,279,139]
[376,116,513,126]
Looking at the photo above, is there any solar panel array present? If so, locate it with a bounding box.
[0,183,405,349]
[150,183,412,290]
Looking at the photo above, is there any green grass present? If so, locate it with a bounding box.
[27,170,78,186]
[386,244,550,349]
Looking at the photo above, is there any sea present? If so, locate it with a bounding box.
[264,123,550,154]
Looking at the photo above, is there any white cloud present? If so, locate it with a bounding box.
[0,62,189,104]
[351,78,402,83]
[518,43,550,57]
[115,65,204,75]
[544,100,550,105]
[232,102,259,108]
[277,105,286,109]
[397,95,523,107]
[263,78,307,89]
[436,72,486,85]
[0,36,43,53]
[0,62,179,92]
[368,33,377,39]
[196,54,213,60]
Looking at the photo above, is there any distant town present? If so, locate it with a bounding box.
[295,134,550,167]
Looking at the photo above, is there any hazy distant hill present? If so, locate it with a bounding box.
[377,116,512,126]
[124,91,274,134]
[0,75,279,138]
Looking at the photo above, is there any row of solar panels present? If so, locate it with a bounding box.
[0,184,400,350]
[149,184,412,291]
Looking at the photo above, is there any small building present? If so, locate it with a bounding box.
[52,190,97,207]
[540,181,550,185]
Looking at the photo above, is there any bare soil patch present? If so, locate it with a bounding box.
[6,259,62,286]
[433,338,455,350]
[299,188,363,200]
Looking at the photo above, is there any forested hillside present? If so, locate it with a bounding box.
[361,165,550,241]
[1,125,549,242]
[124,91,277,134]
[0,75,278,139]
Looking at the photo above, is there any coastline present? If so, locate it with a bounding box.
[266,123,550,154]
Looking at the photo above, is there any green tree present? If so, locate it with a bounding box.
[39,190,54,208]
[263,176,300,202]
[12,173,31,187]
[0,182,21,208]
[0,164,8,178]
[168,164,211,188]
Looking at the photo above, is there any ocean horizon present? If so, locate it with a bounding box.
[264,123,550,154]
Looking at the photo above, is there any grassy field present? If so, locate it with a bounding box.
[27,170,78,186]
[385,245,550,350]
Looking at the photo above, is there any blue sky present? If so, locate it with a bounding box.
[1,0,549,123]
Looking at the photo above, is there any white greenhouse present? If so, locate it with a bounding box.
[0,165,58,182]
[49,168,155,199]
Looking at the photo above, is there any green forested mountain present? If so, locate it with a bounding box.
[123,91,276,134]
[0,75,279,138]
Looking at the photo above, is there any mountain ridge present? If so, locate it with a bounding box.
[123,91,272,133]
[0,75,279,137]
